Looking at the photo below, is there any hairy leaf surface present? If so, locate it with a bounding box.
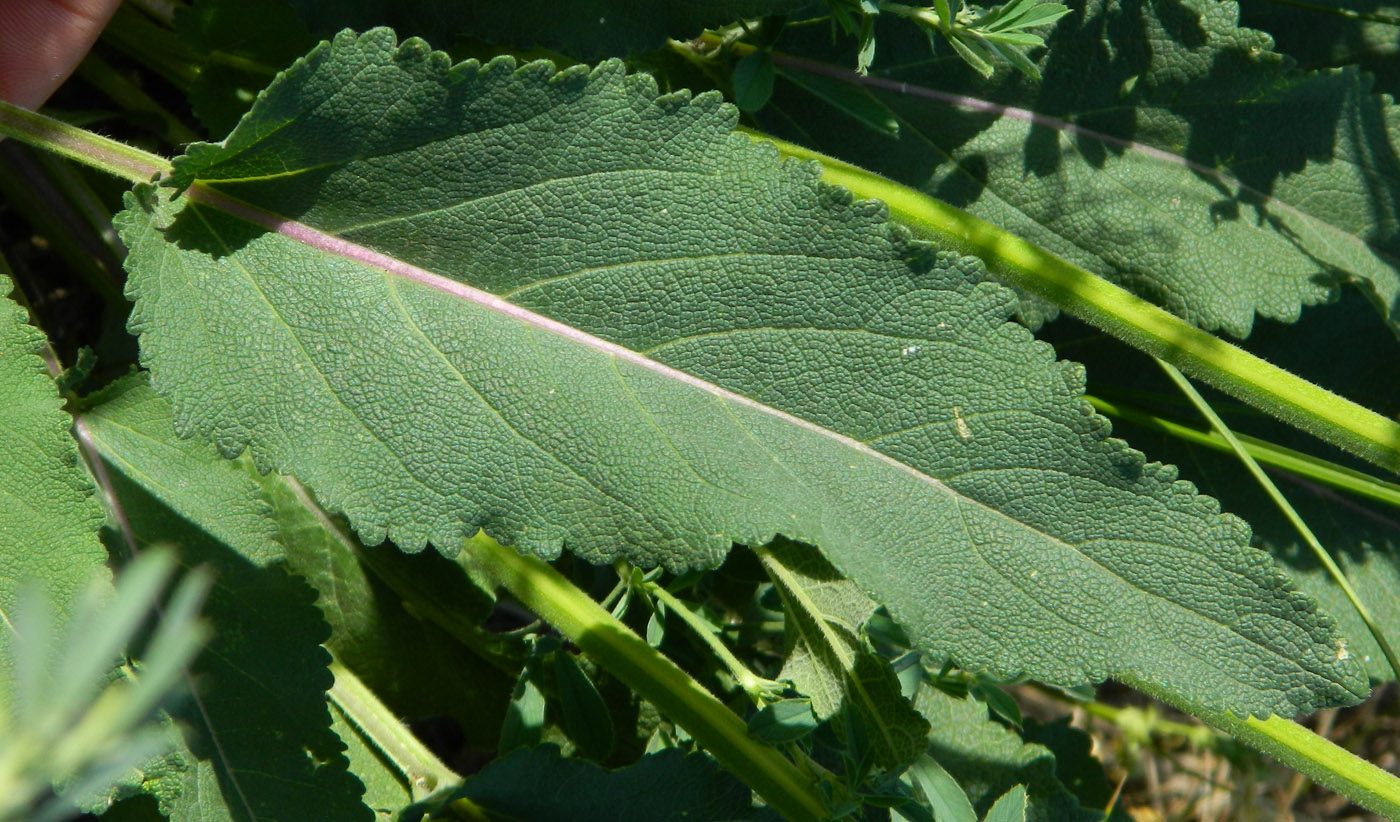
[0,275,108,626]
[118,29,1368,715]
[759,0,1400,338]
[81,378,373,822]
[1041,294,1400,682]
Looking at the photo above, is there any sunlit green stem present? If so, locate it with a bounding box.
[1154,359,1400,680]
[1149,685,1400,820]
[1087,394,1400,511]
[644,581,784,706]
[463,533,827,822]
[0,101,171,183]
[743,129,1400,476]
[327,655,488,821]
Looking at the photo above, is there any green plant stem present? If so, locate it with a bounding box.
[644,581,781,706]
[1154,359,1400,681]
[1179,697,1400,819]
[327,654,489,821]
[0,101,171,183]
[463,533,828,822]
[1087,394,1400,511]
[741,128,1400,476]
[1079,700,1219,748]
[76,52,201,146]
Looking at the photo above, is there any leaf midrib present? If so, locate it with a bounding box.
[180,181,1330,682]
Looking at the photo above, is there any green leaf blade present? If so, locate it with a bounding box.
[0,275,109,622]
[80,378,374,822]
[121,30,1368,717]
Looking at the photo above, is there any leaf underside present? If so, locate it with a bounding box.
[119,29,1368,716]
[759,0,1400,339]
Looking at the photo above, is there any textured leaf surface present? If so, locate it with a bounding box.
[760,539,928,767]
[81,378,372,822]
[1043,295,1400,683]
[0,275,108,627]
[286,0,805,58]
[119,29,1367,716]
[446,745,763,820]
[758,0,1400,338]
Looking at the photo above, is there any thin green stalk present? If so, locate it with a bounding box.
[463,533,828,822]
[1087,394,1400,511]
[0,145,127,309]
[76,52,201,146]
[327,654,489,821]
[1154,358,1400,681]
[645,581,783,706]
[742,129,1400,476]
[0,101,171,183]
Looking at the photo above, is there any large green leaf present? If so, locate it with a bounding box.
[117,29,1367,716]
[81,378,373,822]
[0,274,107,624]
[757,0,1400,338]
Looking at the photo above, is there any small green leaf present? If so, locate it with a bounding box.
[983,784,1028,822]
[760,540,928,768]
[917,687,1087,818]
[909,754,978,822]
[747,698,818,743]
[734,51,776,112]
[554,651,615,761]
[974,683,1023,730]
[947,31,997,77]
[646,602,667,647]
[499,670,547,755]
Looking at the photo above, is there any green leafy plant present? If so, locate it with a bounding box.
[2,0,1400,820]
